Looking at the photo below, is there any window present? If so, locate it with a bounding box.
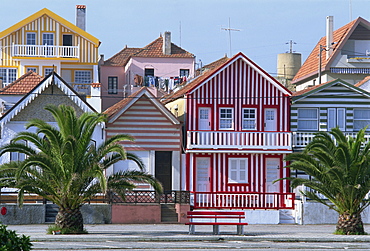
[228,158,248,183]
[145,68,154,76]
[242,108,256,130]
[42,33,54,45]
[44,68,53,77]
[26,33,36,45]
[108,76,118,94]
[26,67,37,73]
[180,69,189,77]
[297,108,318,130]
[0,68,17,84]
[354,109,370,131]
[219,108,233,129]
[10,140,27,162]
[328,108,345,131]
[75,71,91,84]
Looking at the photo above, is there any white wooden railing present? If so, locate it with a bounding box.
[12,43,79,58]
[293,131,370,148]
[187,131,291,150]
[191,192,295,209]
[71,83,92,96]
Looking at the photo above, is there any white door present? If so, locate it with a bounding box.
[199,107,211,130]
[266,158,280,193]
[328,108,345,131]
[196,157,210,192]
[264,108,277,131]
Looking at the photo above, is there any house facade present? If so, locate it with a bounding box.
[292,16,370,91]
[0,6,101,111]
[100,32,195,111]
[164,52,294,223]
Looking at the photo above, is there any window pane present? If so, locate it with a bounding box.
[298,109,318,130]
[220,108,233,129]
[108,76,118,94]
[298,109,317,119]
[228,158,248,183]
[75,71,91,83]
[243,108,256,129]
[354,109,370,130]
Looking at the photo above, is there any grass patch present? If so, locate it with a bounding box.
[47,225,88,235]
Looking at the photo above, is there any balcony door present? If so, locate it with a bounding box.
[43,33,54,56]
[328,108,345,131]
[198,107,211,130]
[195,157,210,192]
[266,158,280,193]
[264,108,277,131]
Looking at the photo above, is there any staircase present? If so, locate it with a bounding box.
[161,204,178,223]
[45,204,59,223]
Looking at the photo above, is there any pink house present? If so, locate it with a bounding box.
[100,32,195,110]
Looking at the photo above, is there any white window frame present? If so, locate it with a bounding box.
[297,108,318,131]
[44,68,53,77]
[26,32,36,45]
[353,108,370,131]
[328,108,346,131]
[75,71,91,84]
[42,33,54,45]
[219,107,233,130]
[0,68,17,84]
[228,158,248,184]
[26,67,38,74]
[242,108,256,130]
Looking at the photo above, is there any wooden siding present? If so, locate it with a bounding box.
[187,58,290,132]
[0,14,98,67]
[188,152,289,193]
[291,83,370,132]
[106,97,182,151]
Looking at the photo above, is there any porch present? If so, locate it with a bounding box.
[292,131,370,148]
[191,191,295,210]
[11,44,79,58]
[187,131,291,150]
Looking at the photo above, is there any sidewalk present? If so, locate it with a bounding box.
[7,224,370,243]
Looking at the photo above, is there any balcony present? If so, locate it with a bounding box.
[70,83,91,97]
[187,131,292,151]
[11,44,79,58]
[191,191,295,210]
[293,131,370,148]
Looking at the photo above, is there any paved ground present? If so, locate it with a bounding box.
[7,224,370,250]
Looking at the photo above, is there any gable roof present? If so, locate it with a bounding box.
[162,52,291,104]
[104,87,180,125]
[0,71,43,95]
[292,78,370,103]
[0,72,96,126]
[292,17,370,84]
[104,35,194,67]
[0,8,100,46]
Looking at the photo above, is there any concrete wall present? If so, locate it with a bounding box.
[176,204,190,224]
[0,204,45,224]
[81,204,111,224]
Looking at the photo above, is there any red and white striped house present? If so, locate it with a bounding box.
[164,52,294,223]
[104,87,182,192]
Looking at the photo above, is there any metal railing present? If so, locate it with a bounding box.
[11,44,79,58]
[191,191,295,210]
[187,131,292,150]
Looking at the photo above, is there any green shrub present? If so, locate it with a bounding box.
[47,224,87,235]
[0,224,32,251]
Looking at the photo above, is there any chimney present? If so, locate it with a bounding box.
[76,5,86,30]
[163,31,171,55]
[326,16,333,59]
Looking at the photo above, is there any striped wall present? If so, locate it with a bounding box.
[0,14,98,67]
[106,96,182,151]
[186,58,291,132]
[291,83,370,132]
[187,153,289,193]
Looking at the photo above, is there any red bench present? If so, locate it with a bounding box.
[185,211,248,235]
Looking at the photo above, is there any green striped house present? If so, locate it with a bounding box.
[291,79,370,150]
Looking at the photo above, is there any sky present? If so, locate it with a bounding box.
[2,0,370,76]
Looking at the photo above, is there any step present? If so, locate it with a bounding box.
[161,204,178,223]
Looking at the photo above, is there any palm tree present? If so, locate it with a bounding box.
[0,104,162,233]
[283,127,370,235]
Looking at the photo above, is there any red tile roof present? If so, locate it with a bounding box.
[0,71,43,95]
[292,17,368,84]
[104,35,194,67]
[292,79,337,97]
[355,76,370,87]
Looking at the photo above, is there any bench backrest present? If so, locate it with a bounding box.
[187,211,244,217]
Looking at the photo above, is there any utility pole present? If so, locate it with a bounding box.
[221,18,240,57]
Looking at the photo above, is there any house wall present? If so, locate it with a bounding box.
[100,65,126,111]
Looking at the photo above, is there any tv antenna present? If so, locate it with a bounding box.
[286,40,297,53]
[221,18,241,57]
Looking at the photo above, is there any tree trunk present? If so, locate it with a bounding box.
[336,212,365,235]
[55,207,84,233]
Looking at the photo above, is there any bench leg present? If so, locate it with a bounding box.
[213,225,220,235]
[237,225,244,235]
[189,225,195,235]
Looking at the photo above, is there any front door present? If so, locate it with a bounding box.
[199,107,211,130]
[196,157,210,192]
[266,158,280,193]
[264,108,277,131]
[155,151,172,191]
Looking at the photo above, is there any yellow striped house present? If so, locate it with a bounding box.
[0,6,101,110]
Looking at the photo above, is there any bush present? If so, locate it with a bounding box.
[0,224,32,251]
[47,224,87,235]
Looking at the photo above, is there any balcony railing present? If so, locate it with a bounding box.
[293,131,370,148]
[187,131,291,150]
[191,191,295,210]
[11,44,79,58]
[71,83,92,96]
